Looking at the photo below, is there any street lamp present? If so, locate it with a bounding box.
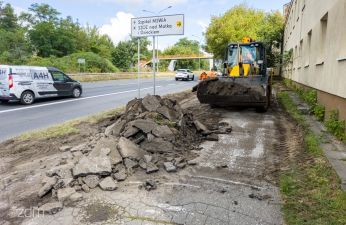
[142,6,173,74]
[192,35,203,72]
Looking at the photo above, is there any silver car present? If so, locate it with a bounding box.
[175,69,195,81]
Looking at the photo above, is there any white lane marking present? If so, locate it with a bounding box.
[0,83,191,115]
[0,87,154,114]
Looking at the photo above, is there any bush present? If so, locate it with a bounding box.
[27,52,119,73]
[313,104,325,122]
[325,110,346,141]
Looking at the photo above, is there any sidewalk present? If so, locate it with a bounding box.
[287,91,346,190]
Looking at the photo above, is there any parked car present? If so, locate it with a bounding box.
[175,69,195,81]
[0,65,82,105]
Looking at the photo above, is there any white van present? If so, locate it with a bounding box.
[0,65,82,105]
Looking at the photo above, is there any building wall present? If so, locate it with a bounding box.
[283,0,346,120]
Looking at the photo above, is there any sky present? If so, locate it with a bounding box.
[8,0,289,50]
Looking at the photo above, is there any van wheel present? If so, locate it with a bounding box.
[20,91,35,105]
[72,87,81,98]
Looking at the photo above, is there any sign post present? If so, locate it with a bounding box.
[131,14,184,95]
[77,58,85,73]
[137,39,140,98]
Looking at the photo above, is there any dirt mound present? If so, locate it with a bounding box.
[34,94,232,212]
[196,78,265,105]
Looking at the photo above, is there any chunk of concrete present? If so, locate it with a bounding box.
[82,175,100,189]
[46,164,73,178]
[112,171,127,182]
[69,192,83,202]
[205,133,219,141]
[38,202,63,215]
[140,138,174,153]
[142,95,161,112]
[152,125,174,141]
[163,162,176,172]
[73,156,112,177]
[109,148,123,166]
[157,106,180,121]
[130,119,158,133]
[117,137,145,160]
[107,119,126,137]
[59,146,72,152]
[146,163,159,174]
[70,144,87,152]
[81,184,90,193]
[144,179,157,191]
[144,154,153,163]
[38,176,57,197]
[124,158,138,169]
[99,177,118,191]
[123,126,140,138]
[194,120,209,132]
[57,187,76,203]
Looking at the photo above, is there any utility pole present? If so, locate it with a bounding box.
[137,38,140,98]
[152,36,156,95]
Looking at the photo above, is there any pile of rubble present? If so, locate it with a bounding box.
[36,95,232,214]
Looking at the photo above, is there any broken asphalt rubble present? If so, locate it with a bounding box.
[37,94,232,213]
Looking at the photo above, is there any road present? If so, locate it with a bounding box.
[0,77,197,142]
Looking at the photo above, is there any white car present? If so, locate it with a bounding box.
[175,69,195,81]
[0,65,82,105]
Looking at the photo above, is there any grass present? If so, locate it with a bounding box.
[69,72,175,82]
[17,107,124,141]
[278,91,346,225]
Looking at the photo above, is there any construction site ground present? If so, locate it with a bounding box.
[0,90,303,225]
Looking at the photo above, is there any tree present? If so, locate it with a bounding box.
[28,3,60,24]
[112,37,150,71]
[162,38,208,70]
[205,5,284,67]
[0,2,18,30]
[0,2,31,64]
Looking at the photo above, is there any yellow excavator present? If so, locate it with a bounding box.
[195,37,272,112]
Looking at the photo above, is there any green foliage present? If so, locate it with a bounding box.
[111,37,151,71]
[299,90,317,107]
[205,4,284,67]
[282,49,293,67]
[0,2,18,30]
[277,92,306,126]
[325,110,346,141]
[27,52,118,73]
[313,104,325,122]
[161,38,208,71]
[278,91,346,225]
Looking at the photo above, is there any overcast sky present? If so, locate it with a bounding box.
[9,0,289,50]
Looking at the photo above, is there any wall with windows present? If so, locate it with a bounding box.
[283,0,346,119]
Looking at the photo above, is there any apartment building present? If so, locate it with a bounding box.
[283,0,346,120]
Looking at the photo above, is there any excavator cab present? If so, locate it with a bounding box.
[196,38,271,112]
[224,42,266,77]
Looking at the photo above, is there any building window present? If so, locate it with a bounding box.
[318,13,328,64]
[299,39,303,68]
[305,30,312,67]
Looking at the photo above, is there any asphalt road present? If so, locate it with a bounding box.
[0,77,197,142]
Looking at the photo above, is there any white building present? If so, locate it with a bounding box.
[283,0,346,120]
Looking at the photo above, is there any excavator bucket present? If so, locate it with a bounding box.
[195,40,271,111]
[196,76,270,109]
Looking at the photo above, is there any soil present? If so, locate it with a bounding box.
[0,89,305,225]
